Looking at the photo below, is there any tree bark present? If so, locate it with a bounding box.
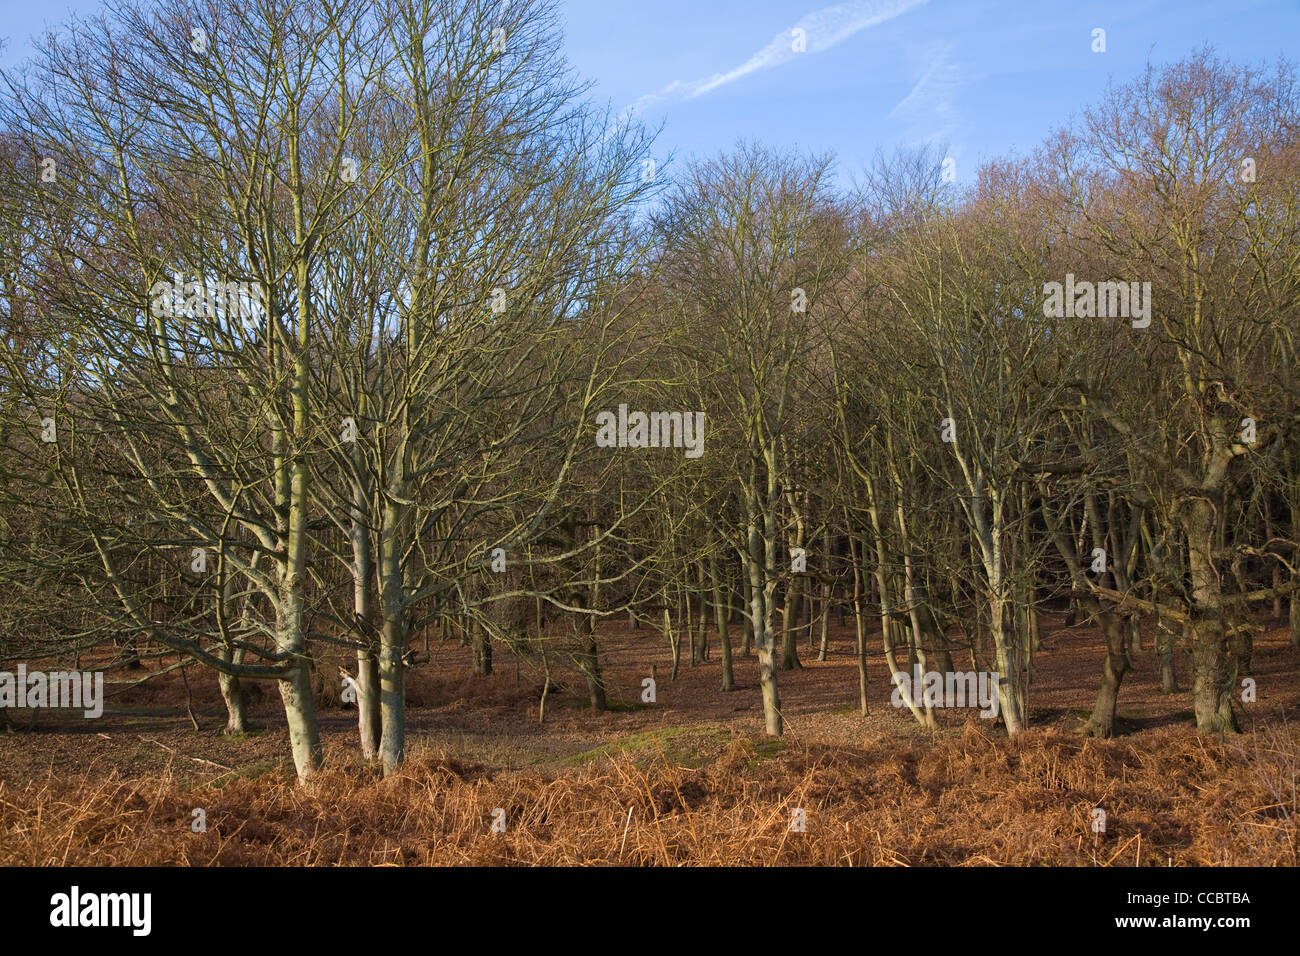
[275,582,322,783]
[1290,573,1300,648]
[664,602,681,681]
[471,617,492,675]
[1183,499,1239,733]
[990,594,1025,734]
[740,581,754,657]
[711,551,734,691]
[848,530,868,715]
[576,524,606,710]
[817,528,832,661]
[747,503,782,735]
[217,568,252,735]
[216,658,250,735]
[1083,610,1131,738]
[1159,624,1178,693]
[779,577,803,670]
[378,638,406,776]
[377,502,409,776]
[577,611,605,710]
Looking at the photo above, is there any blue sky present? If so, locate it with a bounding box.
[3,0,1298,185]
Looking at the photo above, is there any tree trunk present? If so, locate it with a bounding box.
[1290,574,1300,648]
[685,580,697,666]
[278,653,322,785]
[848,531,868,715]
[578,612,605,711]
[471,617,492,675]
[1188,614,1237,732]
[695,563,709,663]
[1128,614,1142,653]
[747,507,781,735]
[350,438,381,760]
[861,471,929,727]
[898,540,937,726]
[216,571,253,736]
[1159,624,1178,693]
[711,552,734,691]
[580,522,606,709]
[1265,497,1283,620]
[377,504,409,776]
[990,594,1025,734]
[805,576,815,649]
[276,587,323,784]
[1230,623,1253,676]
[779,579,803,670]
[740,582,754,657]
[355,648,380,758]
[353,620,381,761]
[757,637,781,735]
[664,603,681,681]
[216,660,250,735]
[1184,500,1238,733]
[1083,610,1131,738]
[378,637,406,776]
[815,526,831,660]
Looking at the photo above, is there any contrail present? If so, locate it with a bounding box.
[626,0,929,116]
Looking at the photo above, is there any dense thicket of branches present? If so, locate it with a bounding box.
[1,1,1296,779]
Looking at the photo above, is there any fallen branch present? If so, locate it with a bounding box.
[138,736,232,771]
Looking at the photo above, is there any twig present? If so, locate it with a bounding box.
[138,735,232,771]
[618,805,634,861]
[179,665,201,731]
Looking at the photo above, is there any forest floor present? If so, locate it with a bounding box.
[1,611,1298,865]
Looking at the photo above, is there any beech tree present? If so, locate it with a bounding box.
[655,143,852,735]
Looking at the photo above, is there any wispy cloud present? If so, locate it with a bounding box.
[625,0,929,116]
[889,41,962,145]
